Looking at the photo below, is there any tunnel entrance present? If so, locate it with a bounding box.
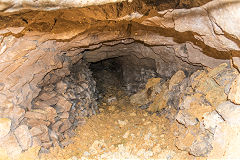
[89,55,158,105]
[28,41,205,156]
[4,38,237,160]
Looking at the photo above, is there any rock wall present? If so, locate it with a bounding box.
[130,63,240,158]
[0,59,98,156]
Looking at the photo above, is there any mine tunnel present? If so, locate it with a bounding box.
[0,0,240,159]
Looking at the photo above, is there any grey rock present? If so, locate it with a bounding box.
[201,110,224,134]
[176,110,199,127]
[189,133,213,157]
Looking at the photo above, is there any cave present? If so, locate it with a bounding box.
[0,0,240,159]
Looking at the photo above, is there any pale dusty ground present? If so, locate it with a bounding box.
[38,88,204,160]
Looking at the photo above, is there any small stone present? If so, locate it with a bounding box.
[30,126,43,136]
[71,156,79,160]
[32,137,42,147]
[99,108,104,112]
[137,148,146,156]
[89,140,106,155]
[205,87,227,107]
[176,110,198,127]
[107,97,117,103]
[36,125,50,143]
[56,81,68,93]
[83,151,91,157]
[189,133,213,157]
[25,111,47,120]
[123,130,130,139]
[60,139,73,147]
[130,112,136,116]
[118,120,128,128]
[49,130,59,147]
[57,96,72,112]
[143,112,148,117]
[38,92,57,101]
[14,125,32,150]
[42,141,53,149]
[59,119,72,133]
[44,97,58,106]
[26,118,51,127]
[143,121,151,125]
[34,101,57,123]
[169,70,186,90]
[52,121,63,132]
[108,105,116,111]
[59,112,69,119]
[0,118,11,138]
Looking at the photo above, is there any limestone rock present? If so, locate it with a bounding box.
[30,126,44,136]
[205,87,227,107]
[130,89,149,107]
[216,101,240,126]
[38,92,57,101]
[168,70,185,90]
[59,112,69,119]
[26,118,51,127]
[14,125,32,150]
[34,101,57,123]
[0,118,11,138]
[52,121,63,132]
[0,133,22,158]
[36,125,50,143]
[60,139,73,148]
[56,96,72,112]
[59,119,72,133]
[176,110,198,127]
[5,106,25,129]
[56,81,68,93]
[25,111,47,120]
[42,142,53,149]
[208,122,240,159]
[189,132,213,157]
[228,75,240,104]
[202,111,224,134]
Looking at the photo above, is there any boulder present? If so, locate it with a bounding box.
[168,70,185,90]
[228,75,240,104]
[0,133,22,158]
[216,101,240,126]
[14,125,32,150]
[0,118,11,139]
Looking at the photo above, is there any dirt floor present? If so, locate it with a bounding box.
[37,83,203,160]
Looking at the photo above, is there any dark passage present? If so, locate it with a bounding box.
[89,55,158,103]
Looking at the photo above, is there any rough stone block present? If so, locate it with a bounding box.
[14,125,32,150]
[0,133,22,158]
[0,118,11,139]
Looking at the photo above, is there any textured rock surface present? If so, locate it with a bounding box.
[0,118,11,138]
[14,125,32,151]
[228,74,240,104]
[130,63,238,157]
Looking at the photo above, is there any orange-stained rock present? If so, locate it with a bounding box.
[228,75,240,104]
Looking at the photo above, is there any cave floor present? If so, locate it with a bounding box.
[38,85,202,160]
